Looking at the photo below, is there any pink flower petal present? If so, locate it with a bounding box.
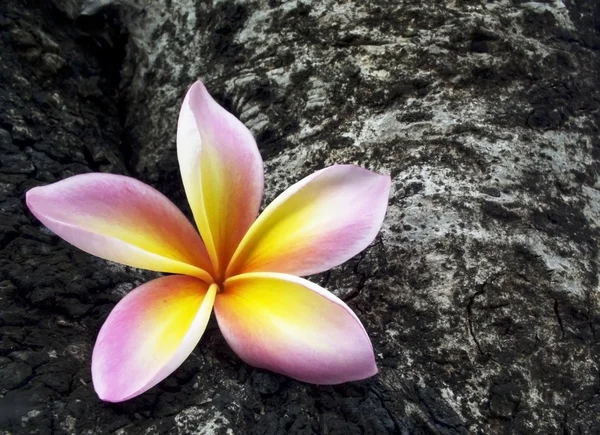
[215,272,377,384]
[26,173,213,281]
[177,80,263,279]
[227,165,391,278]
[92,275,217,402]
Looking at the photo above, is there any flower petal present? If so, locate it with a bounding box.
[177,80,263,279]
[215,272,377,384]
[26,173,213,282]
[226,165,391,278]
[92,275,217,402]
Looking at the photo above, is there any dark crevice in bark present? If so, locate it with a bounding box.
[554,298,566,337]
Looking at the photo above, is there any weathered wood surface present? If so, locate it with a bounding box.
[1,0,599,433]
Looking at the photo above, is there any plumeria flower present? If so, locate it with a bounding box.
[25,81,391,402]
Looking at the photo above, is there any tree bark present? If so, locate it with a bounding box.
[1,0,599,433]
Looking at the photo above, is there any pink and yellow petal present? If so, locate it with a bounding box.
[92,275,217,402]
[226,165,391,278]
[26,173,213,281]
[177,81,263,279]
[214,272,377,384]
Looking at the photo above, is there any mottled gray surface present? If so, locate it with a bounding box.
[1,0,599,434]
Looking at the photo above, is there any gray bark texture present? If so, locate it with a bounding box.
[1,0,599,433]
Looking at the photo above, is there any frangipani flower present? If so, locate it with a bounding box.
[25,81,391,402]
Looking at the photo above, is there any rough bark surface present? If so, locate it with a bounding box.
[1,0,599,434]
